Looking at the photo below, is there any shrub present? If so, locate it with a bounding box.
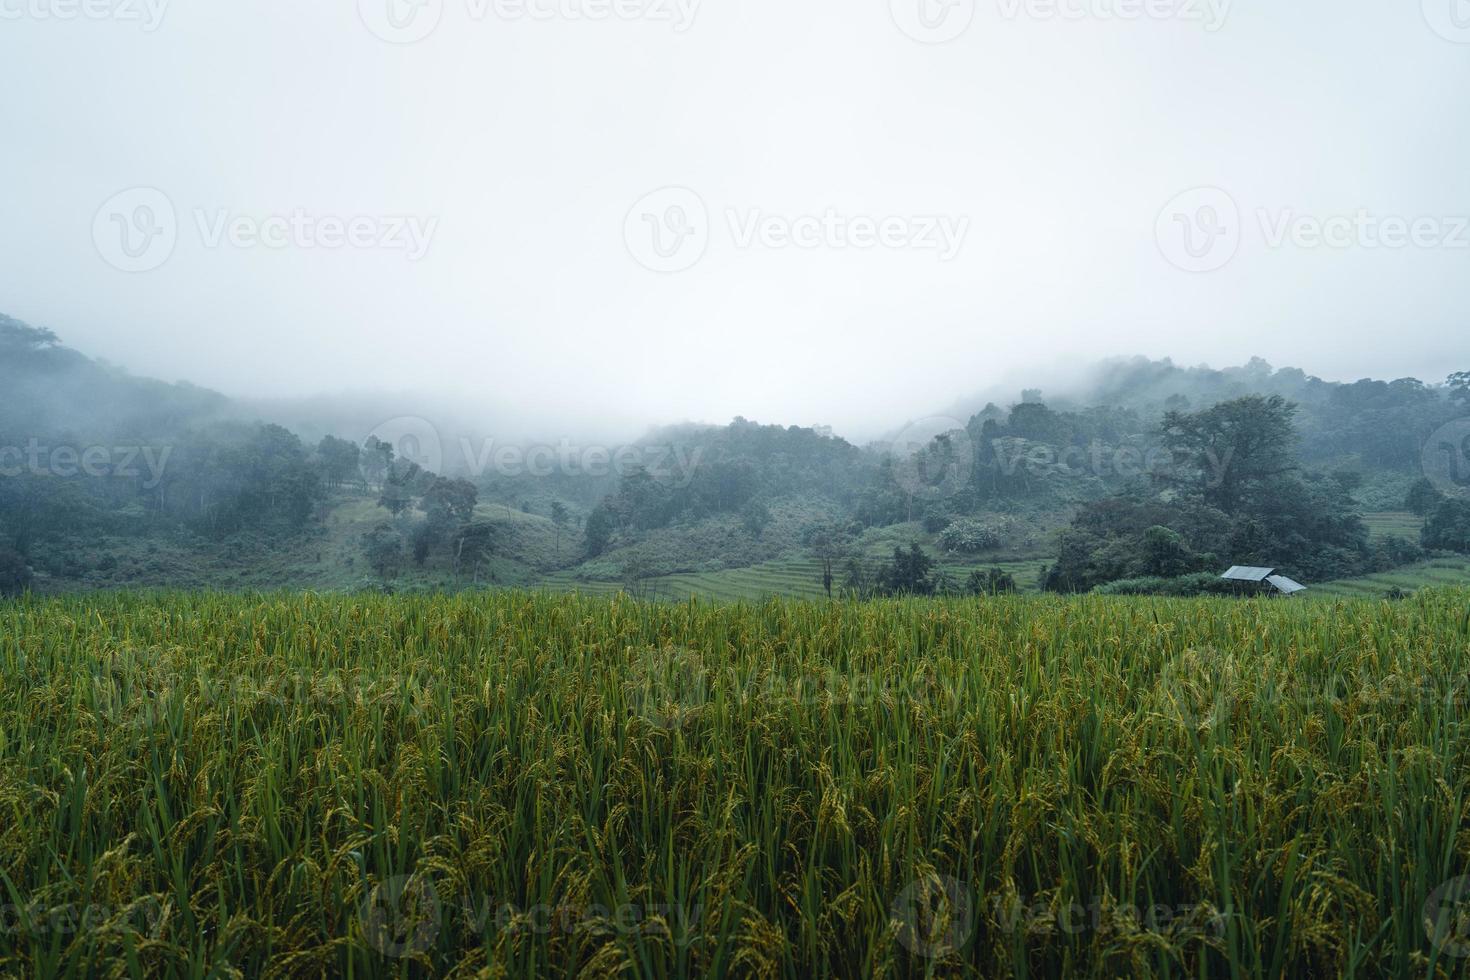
[1423,498,1470,553]
[1094,573,1236,597]
[0,547,32,597]
[965,568,1017,595]
[939,519,1003,554]
[1369,535,1426,571]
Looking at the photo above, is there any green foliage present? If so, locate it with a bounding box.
[1448,370,1470,408]
[361,521,405,581]
[583,505,616,558]
[317,435,362,490]
[1093,573,1237,596]
[740,498,772,537]
[938,518,1003,554]
[1423,498,1470,553]
[377,459,426,517]
[964,567,1017,595]
[1159,394,1299,514]
[421,476,477,528]
[0,314,59,353]
[1406,477,1447,518]
[1369,535,1427,571]
[3,590,1470,975]
[2,314,1466,598]
[872,544,938,596]
[1046,398,1371,592]
[0,546,32,596]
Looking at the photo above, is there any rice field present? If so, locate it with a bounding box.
[1316,557,1470,600]
[2,589,1470,977]
[1363,512,1427,543]
[541,557,1052,602]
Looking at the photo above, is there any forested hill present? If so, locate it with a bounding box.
[1,314,229,439]
[942,355,1463,472]
[1,312,1467,597]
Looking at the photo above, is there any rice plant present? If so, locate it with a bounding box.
[1,589,1468,977]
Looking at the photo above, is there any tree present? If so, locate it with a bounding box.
[584,505,616,558]
[1160,395,1299,514]
[317,435,362,491]
[377,460,425,517]
[939,519,1003,554]
[1423,498,1470,553]
[843,557,876,597]
[361,437,393,491]
[0,315,60,355]
[1405,478,1446,519]
[875,544,937,596]
[451,522,498,580]
[805,522,855,598]
[965,568,1016,596]
[1449,371,1470,409]
[0,546,32,597]
[550,501,569,559]
[741,499,772,538]
[422,476,477,528]
[621,556,656,599]
[411,524,434,567]
[1141,525,1198,578]
[361,522,405,582]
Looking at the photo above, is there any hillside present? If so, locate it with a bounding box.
[2,312,1468,600]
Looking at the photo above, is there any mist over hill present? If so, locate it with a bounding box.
[2,311,1467,598]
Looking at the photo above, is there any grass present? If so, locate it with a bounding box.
[3,589,1470,977]
[1315,557,1470,599]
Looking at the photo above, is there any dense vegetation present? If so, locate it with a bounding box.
[3,589,1469,976]
[3,312,1468,598]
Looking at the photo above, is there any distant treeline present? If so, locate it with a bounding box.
[1,312,1467,595]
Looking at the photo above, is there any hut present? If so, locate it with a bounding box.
[1220,566,1307,596]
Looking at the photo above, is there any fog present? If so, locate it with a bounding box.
[3,0,1469,442]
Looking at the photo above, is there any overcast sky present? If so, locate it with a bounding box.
[3,0,1469,440]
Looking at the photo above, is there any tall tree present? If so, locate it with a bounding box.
[1448,371,1470,409]
[317,436,362,491]
[0,547,32,597]
[1406,478,1446,520]
[806,522,854,599]
[550,501,569,559]
[1160,395,1299,514]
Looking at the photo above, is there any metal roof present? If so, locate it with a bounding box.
[1221,566,1275,582]
[1267,575,1308,595]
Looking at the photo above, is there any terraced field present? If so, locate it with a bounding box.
[534,511,1461,603]
[1315,556,1470,598]
[1363,510,1426,542]
[541,556,1053,602]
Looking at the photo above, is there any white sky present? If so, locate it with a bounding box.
[3,0,1469,440]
